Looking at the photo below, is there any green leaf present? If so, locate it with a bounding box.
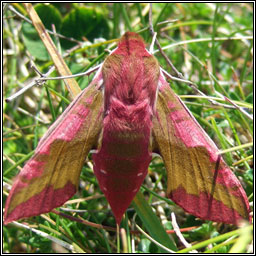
[21,4,62,61]
[245,92,253,104]
[132,191,177,252]
[33,4,62,31]
[22,22,50,61]
[60,6,109,49]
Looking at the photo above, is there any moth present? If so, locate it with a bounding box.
[4,32,250,226]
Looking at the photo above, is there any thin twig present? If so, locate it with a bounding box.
[160,68,197,87]
[12,221,75,252]
[6,63,101,103]
[52,209,117,232]
[136,224,175,253]
[156,19,179,26]
[161,68,236,109]
[35,64,101,82]
[224,96,253,120]
[5,66,55,102]
[149,32,157,54]
[171,213,198,253]
[17,107,47,123]
[149,4,182,78]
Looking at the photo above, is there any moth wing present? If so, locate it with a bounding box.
[152,74,250,225]
[4,71,104,224]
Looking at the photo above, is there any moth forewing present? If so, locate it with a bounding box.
[152,71,250,225]
[4,64,104,225]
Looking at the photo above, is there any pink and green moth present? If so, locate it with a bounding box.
[4,32,250,226]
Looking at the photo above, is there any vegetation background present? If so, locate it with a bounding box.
[3,2,253,253]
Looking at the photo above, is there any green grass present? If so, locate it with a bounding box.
[3,3,253,253]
